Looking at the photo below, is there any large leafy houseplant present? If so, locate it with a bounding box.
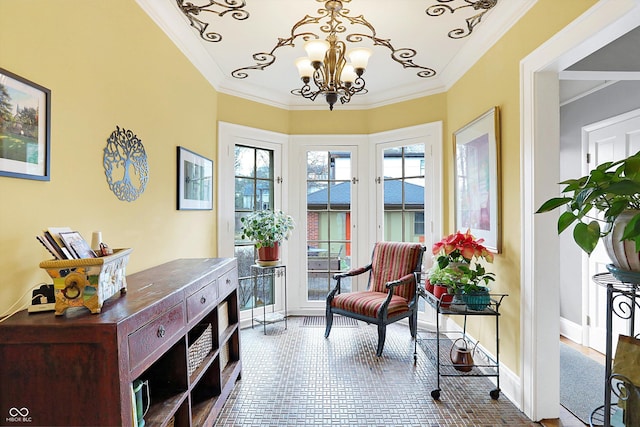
[536,150,640,256]
[240,210,295,249]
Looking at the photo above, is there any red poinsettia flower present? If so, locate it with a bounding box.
[432,229,494,263]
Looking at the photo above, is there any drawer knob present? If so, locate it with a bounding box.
[226,278,231,284]
[200,296,207,304]
[157,325,166,338]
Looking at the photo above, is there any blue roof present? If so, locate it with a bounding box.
[307,180,424,206]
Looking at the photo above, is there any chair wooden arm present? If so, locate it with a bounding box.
[328,265,372,300]
[333,264,372,281]
[378,273,418,318]
[385,272,417,291]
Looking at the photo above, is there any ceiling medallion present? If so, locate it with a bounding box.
[426,0,499,39]
[103,126,149,202]
[231,0,436,110]
[176,0,249,42]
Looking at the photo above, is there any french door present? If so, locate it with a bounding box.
[218,122,287,323]
[373,123,442,321]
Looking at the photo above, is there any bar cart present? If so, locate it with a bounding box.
[415,285,507,400]
[250,264,288,334]
[589,268,639,427]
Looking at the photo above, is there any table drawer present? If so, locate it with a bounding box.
[186,280,217,323]
[128,303,185,372]
[218,268,237,300]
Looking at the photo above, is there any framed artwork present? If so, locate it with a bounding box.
[0,68,51,180]
[453,106,501,253]
[177,146,213,210]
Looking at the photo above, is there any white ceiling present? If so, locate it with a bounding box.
[137,0,537,110]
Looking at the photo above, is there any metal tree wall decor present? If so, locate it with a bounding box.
[426,0,499,39]
[103,126,149,202]
[176,0,249,42]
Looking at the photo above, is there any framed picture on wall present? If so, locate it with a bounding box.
[177,146,213,210]
[0,68,51,181]
[453,106,501,253]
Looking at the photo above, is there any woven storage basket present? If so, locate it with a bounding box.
[188,323,212,376]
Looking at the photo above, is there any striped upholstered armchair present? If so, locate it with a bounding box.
[324,241,425,356]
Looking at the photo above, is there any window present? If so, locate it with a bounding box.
[234,145,275,310]
[382,144,425,243]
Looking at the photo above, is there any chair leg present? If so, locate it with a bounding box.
[376,324,386,357]
[409,310,417,338]
[324,309,334,338]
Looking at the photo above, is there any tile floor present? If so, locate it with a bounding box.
[215,316,540,426]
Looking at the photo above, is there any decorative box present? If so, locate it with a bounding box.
[39,248,133,315]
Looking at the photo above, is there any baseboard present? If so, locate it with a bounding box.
[559,316,583,344]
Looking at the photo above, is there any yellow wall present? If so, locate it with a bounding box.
[444,0,597,370]
[0,1,219,312]
[217,94,289,134]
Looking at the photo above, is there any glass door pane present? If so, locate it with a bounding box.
[382,144,425,243]
[382,143,426,311]
[234,145,275,311]
[306,151,352,300]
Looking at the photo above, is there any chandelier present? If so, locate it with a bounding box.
[292,1,371,110]
[232,0,436,111]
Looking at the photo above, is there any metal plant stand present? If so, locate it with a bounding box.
[414,286,507,401]
[590,270,640,427]
[250,264,288,334]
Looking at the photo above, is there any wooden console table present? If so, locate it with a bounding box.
[0,258,241,427]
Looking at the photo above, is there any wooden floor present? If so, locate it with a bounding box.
[539,337,606,427]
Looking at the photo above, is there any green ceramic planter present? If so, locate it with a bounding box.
[463,289,491,311]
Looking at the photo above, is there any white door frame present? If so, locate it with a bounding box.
[287,137,364,314]
[521,0,640,420]
[369,122,443,250]
[217,122,289,258]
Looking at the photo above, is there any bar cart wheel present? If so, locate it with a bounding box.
[490,389,500,400]
[431,389,441,400]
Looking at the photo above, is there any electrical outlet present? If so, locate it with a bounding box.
[28,284,55,313]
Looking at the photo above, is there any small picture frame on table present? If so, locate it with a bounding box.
[177,146,213,210]
[0,68,51,181]
[453,106,501,253]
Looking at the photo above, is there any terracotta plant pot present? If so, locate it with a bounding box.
[433,284,453,308]
[425,278,435,294]
[257,242,280,266]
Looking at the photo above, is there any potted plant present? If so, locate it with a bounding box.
[536,150,640,273]
[427,230,495,308]
[240,210,295,266]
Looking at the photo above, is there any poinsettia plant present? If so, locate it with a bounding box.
[429,229,495,293]
[432,229,494,269]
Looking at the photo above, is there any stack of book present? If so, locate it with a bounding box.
[36,227,97,260]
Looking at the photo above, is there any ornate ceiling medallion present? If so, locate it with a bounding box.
[176,0,249,42]
[426,0,498,39]
[231,0,435,110]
